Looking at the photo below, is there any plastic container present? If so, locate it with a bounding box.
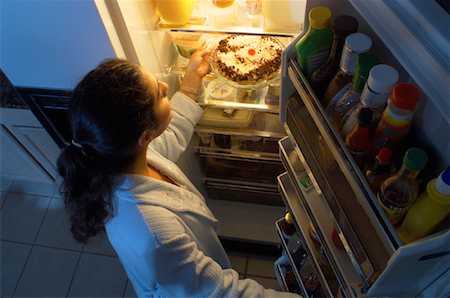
[155,0,197,25]
[397,166,450,243]
[197,108,254,128]
[262,0,306,31]
[295,7,333,78]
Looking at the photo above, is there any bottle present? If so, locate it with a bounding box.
[295,7,333,79]
[378,147,428,225]
[279,211,296,239]
[372,83,421,154]
[397,166,450,243]
[321,33,372,107]
[340,64,399,137]
[345,107,373,170]
[365,147,394,194]
[326,53,378,128]
[310,15,359,98]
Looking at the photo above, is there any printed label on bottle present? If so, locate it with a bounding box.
[340,47,358,75]
[298,171,313,191]
[377,193,410,225]
[361,85,390,109]
[308,49,331,76]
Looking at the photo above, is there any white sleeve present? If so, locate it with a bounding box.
[148,92,203,162]
[152,218,300,298]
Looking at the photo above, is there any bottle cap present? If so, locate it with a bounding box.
[285,212,294,224]
[366,64,399,94]
[309,7,332,29]
[391,83,421,110]
[377,147,392,166]
[352,54,379,91]
[358,107,373,123]
[403,147,428,171]
[333,15,359,37]
[435,166,450,196]
[345,33,372,54]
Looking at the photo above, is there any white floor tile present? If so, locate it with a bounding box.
[247,253,278,278]
[227,250,248,275]
[0,193,51,243]
[68,253,127,297]
[0,241,32,297]
[124,280,137,298]
[246,275,282,291]
[83,230,117,257]
[0,178,13,192]
[9,180,56,197]
[14,246,80,297]
[35,198,84,251]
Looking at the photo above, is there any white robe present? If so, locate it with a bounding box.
[105,92,299,298]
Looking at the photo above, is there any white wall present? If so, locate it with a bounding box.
[0,0,115,89]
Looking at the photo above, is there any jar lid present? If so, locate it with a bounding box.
[358,107,373,123]
[403,147,428,171]
[366,64,399,94]
[309,7,332,29]
[435,166,450,196]
[333,15,359,37]
[345,33,372,54]
[391,83,421,110]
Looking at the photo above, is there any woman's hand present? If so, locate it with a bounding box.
[179,48,212,100]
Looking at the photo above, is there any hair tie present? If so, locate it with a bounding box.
[70,139,91,158]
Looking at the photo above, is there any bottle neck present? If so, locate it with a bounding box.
[397,165,421,182]
[339,45,358,75]
[373,159,389,174]
[328,34,346,61]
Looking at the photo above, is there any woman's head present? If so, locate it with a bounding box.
[58,58,170,243]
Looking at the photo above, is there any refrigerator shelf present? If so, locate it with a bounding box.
[277,173,338,297]
[279,137,369,296]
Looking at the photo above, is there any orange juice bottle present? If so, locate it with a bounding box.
[397,166,450,243]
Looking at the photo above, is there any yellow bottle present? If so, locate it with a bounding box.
[397,166,450,243]
[155,0,197,25]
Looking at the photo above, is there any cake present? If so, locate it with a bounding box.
[213,35,283,85]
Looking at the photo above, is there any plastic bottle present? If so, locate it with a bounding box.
[295,7,333,79]
[365,147,394,194]
[345,107,373,170]
[326,53,378,129]
[321,33,372,107]
[372,83,421,154]
[310,15,359,98]
[340,64,399,137]
[378,147,428,225]
[397,166,450,243]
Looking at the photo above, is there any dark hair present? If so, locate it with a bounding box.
[57,58,159,243]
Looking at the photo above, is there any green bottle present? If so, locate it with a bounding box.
[295,7,333,79]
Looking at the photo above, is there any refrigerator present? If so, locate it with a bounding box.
[93,0,450,296]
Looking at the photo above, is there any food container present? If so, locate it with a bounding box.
[197,107,254,128]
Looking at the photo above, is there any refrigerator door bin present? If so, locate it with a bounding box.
[205,177,282,206]
[284,59,399,283]
[278,172,339,297]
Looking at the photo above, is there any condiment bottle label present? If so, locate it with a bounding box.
[308,49,331,75]
[377,193,410,225]
[361,85,390,110]
[340,47,358,75]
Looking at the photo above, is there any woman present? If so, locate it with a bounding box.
[57,49,299,297]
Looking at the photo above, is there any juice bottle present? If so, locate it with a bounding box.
[345,107,373,170]
[397,166,450,243]
[326,53,378,128]
[365,147,394,194]
[339,64,399,137]
[378,147,428,225]
[155,0,197,25]
[310,15,359,98]
[295,7,333,79]
[321,33,372,107]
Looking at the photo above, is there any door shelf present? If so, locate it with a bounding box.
[277,173,338,297]
[286,58,399,284]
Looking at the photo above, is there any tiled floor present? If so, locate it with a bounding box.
[0,179,281,297]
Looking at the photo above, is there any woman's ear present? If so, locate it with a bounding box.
[138,130,152,146]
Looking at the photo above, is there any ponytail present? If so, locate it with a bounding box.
[57,143,114,243]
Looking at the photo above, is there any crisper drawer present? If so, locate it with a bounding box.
[205,177,282,206]
[285,59,398,286]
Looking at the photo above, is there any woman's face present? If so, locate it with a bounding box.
[141,68,172,139]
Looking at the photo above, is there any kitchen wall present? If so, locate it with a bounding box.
[0,0,115,89]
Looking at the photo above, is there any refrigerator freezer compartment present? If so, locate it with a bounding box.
[195,111,286,138]
[279,137,370,296]
[205,177,282,206]
[202,156,284,185]
[197,133,280,161]
[277,173,339,297]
